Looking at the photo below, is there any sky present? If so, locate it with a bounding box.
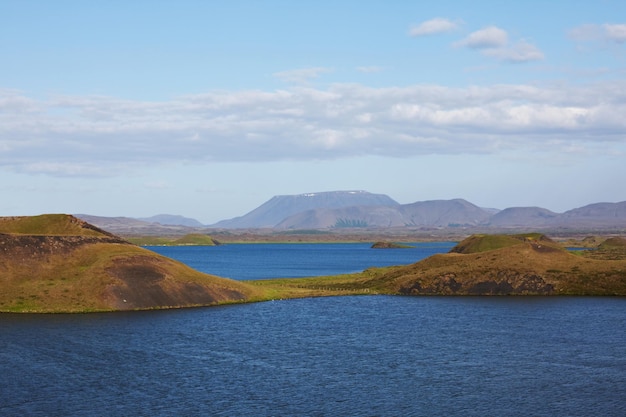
[1,0,626,224]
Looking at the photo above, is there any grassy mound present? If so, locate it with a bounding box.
[582,237,626,260]
[599,237,626,249]
[450,233,556,254]
[0,215,260,313]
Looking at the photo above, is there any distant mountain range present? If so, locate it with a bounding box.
[77,190,626,233]
[138,214,204,227]
[210,191,626,230]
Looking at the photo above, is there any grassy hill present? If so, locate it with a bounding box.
[0,215,260,312]
[363,234,626,295]
[250,234,626,297]
[449,233,551,254]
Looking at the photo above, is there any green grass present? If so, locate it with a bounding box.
[126,234,218,246]
[599,237,626,249]
[450,234,524,253]
[173,234,218,245]
[0,214,105,236]
[126,236,176,245]
[450,233,557,254]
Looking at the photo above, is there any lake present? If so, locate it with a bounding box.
[1,243,625,416]
[144,242,457,280]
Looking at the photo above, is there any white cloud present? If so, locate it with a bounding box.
[409,18,460,37]
[455,26,508,48]
[273,67,333,84]
[604,24,626,43]
[1,82,625,177]
[455,26,543,63]
[483,40,545,62]
[569,23,626,44]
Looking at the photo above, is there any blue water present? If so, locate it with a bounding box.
[1,296,625,416]
[1,244,625,416]
[145,242,456,280]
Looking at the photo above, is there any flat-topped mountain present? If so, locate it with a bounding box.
[0,214,259,312]
[212,190,399,229]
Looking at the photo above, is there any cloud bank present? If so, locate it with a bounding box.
[1,82,625,176]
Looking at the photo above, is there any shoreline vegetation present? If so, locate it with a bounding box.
[1,215,626,313]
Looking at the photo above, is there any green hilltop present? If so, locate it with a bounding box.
[0,214,111,237]
[449,233,551,254]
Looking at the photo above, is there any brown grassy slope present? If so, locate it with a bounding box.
[356,235,626,295]
[0,215,261,312]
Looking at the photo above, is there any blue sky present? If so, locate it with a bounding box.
[1,0,626,224]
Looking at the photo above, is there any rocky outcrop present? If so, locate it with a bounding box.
[399,270,555,295]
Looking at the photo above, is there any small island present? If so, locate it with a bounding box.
[371,241,414,249]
